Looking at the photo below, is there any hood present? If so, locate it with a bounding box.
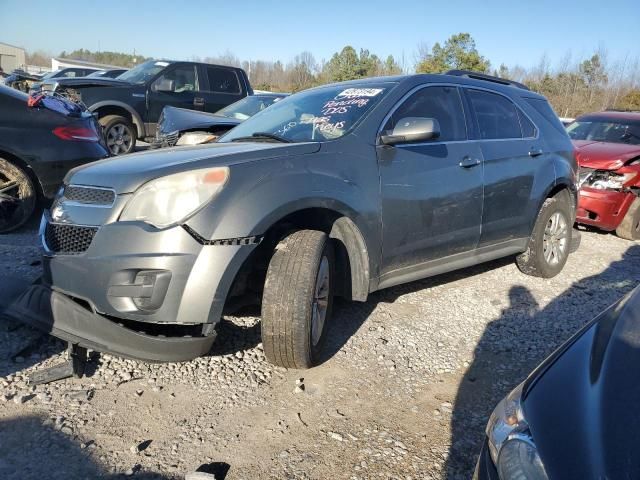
[46,77,131,89]
[67,141,321,194]
[158,106,240,135]
[523,284,640,479]
[573,140,640,170]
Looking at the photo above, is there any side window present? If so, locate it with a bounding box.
[517,109,537,138]
[153,65,198,93]
[206,66,241,94]
[467,89,522,139]
[62,70,77,78]
[383,86,467,142]
[524,97,567,134]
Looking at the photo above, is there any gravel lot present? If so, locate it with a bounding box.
[0,220,639,479]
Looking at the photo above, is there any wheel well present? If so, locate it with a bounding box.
[0,150,44,200]
[93,106,139,136]
[224,208,370,312]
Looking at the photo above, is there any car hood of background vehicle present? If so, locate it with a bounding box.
[67,141,321,193]
[573,139,640,170]
[523,285,640,479]
[158,106,240,135]
[46,77,131,88]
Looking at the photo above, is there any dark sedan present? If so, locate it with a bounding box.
[0,85,108,232]
[150,93,288,148]
[476,284,640,479]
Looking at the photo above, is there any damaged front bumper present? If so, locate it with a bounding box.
[5,283,216,362]
[577,187,636,231]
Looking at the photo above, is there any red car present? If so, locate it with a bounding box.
[568,111,640,240]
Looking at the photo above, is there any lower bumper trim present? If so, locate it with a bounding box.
[4,283,216,363]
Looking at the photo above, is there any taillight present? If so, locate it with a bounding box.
[52,126,99,142]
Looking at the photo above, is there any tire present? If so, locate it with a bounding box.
[516,193,573,278]
[0,157,37,234]
[99,114,136,155]
[261,230,335,369]
[616,198,640,240]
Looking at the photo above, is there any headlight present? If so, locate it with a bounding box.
[176,132,218,146]
[486,383,548,480]
[588,171,636,190]
[119,167,229,228]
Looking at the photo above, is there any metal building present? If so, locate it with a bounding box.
[0,42,26,73]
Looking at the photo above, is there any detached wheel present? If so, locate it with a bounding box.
[261,230,334,369]
[616,198,640,240]
[0,158,36,234]
[516,194,572,278]
[100,114,136,155]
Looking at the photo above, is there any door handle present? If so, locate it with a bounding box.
[529,148,543,157]
[459,156,481,168]
[193,97,205,107]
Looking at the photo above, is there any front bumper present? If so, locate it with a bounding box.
[576,187,636,231]
[474,438,499,480]
[4,284,215,362]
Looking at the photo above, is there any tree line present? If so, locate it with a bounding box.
[24,33,640,117]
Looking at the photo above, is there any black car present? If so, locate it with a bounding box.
[476,284,640,479]
[28,67,102,94]
[151,93,288,148]
[85,69,128,79]
[0,86,108,232]
[42,59,252,155]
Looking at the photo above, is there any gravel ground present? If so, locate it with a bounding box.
[0,221,639,479]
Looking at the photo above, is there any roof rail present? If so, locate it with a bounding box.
[605,108,640,113]
[445,70,530,91]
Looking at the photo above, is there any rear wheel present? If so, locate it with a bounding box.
[100,114,136,155]
[0,158,36,234]
[516,193,572,278]
[261,230,334,369]
[616,198,640,240]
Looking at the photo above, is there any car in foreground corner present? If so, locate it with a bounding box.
[151,93,288,148]
[8,71,578,366]
[0,86,108,232]
[568,110,640,240]
[476,283,640,479]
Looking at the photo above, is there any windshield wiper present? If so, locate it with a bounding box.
[230,132,292,143]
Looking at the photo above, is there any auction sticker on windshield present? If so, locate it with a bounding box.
[336,88,384,98]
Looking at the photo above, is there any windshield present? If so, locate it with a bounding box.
[567,118,640,145]
[219,84,391,143]
[117,60,171,85]
[41,70,61,80]
[216,95,285,120]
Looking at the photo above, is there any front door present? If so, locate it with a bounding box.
[146,64,201,124]
[378,85,484,277]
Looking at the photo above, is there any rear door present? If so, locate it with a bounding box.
[377,85,484,276]
[464,88,546,246]
[146,63,201,123]
[198,64,246,114]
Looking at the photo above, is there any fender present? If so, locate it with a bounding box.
[89,101,145,138]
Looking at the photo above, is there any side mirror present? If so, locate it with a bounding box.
[380,117,441,146]
[152,77,174,93]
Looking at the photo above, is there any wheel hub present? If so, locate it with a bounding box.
[543,211,568,266]
[311,256,330,346]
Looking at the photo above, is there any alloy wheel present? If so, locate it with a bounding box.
[106,123,133,155]
[311,256,330,347]
[543,211,569,266]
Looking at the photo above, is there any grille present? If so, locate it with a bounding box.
[63,185,115,205]
[44,222,98,254]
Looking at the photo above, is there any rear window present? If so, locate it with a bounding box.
[524,98,566,134]
[206,66,241,94]
[467,89,522,139]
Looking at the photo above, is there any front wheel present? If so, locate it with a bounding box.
[516,194,572,278]
[100,114,136,155]
[261,230,335,369]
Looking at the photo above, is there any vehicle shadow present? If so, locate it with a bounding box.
[444,244,640,479]
[0,415,174,479]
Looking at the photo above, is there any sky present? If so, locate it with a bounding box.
[1,0,638,71]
